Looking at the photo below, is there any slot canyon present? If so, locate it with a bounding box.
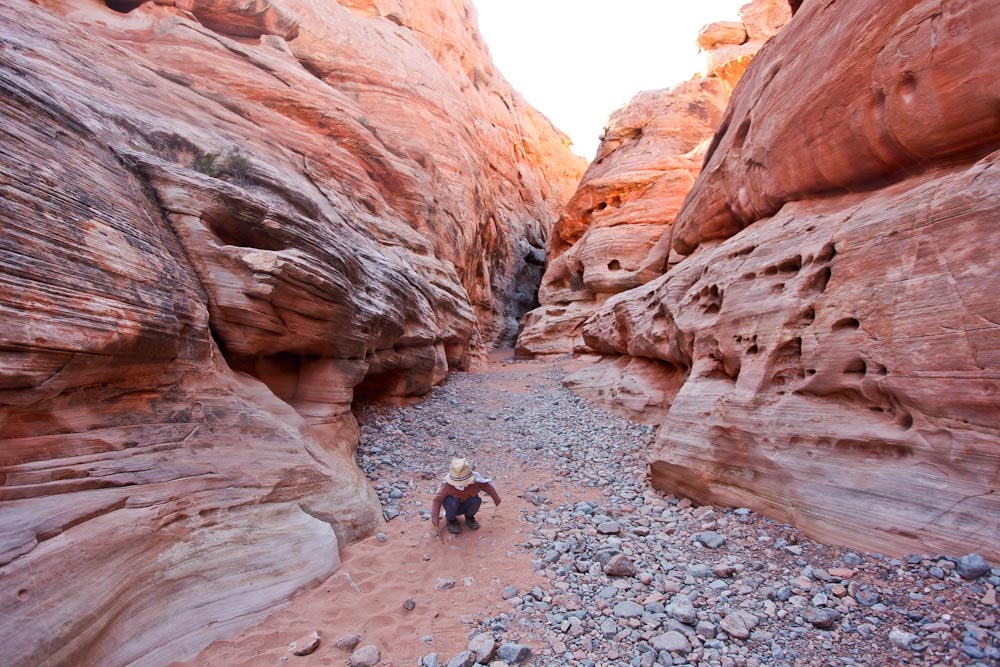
[0,0,997,666]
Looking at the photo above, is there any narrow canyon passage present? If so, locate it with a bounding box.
[185,354,998,667]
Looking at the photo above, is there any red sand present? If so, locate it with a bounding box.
[176,356,600,666]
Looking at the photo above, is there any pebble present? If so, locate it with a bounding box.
[496,643,532,664]
[348,645,380,667]
[697,531,727,549]
[445,650,477,667]
[802,606,842,629]
[603,553,637,577]
[332,633,362,652]
[403,597,416,610]
[467,633,497,663]
[288,631,320,656]
[650,630,691,653]
[958,553,991,579]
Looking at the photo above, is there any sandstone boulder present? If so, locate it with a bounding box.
[0,0,583,665]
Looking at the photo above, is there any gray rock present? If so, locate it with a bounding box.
[403,597,416,610]
[889,628,918,650]
[420,653,440,667]
[436,578,456,590]
[696,620,717,639]
[696,532,726,549]
[650,630,691,653]
[957,553,991,579]
[802,606,841,629]
[666,595,697,625]
[687,564,713,579]
[720,611,757,639]
[614,600,645,618]
[600,617,619,638]
[333,633,362,651]
[467,633,497,663]
[349,645,380,667]
[496,643,532,664]
[597,521,622,534]
[446,650,477,667]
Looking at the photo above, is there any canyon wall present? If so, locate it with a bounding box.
[558,0,1000,561]
[516,0,790,361]
[0,0,583,664]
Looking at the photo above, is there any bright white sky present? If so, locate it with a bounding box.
[475,0,747,160]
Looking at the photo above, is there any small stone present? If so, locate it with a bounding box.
[600,617,618,638]
[651,630,691,653]
[403,597,416,610]
[446,650,477,667]
[289,631,320,656]
[597,521,622,534]
[802,606,841,629]
[421,653,440,667]
[501,586,518,599]
[666,594,697,625]
[604,554,638,577]
[496,643,532,664]
[613,600,645,618]
[982,588,997,606]
[376,532,388,543]
[436,578,456,590]
[720,611,757,639]
[349,645,380,667]
[889,628,918,651]
[696,532,726,549]
[468,633,497,663]
[333,633,362,652]
[957,553,991,579]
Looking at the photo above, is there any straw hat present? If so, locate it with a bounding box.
[446,457,474,487]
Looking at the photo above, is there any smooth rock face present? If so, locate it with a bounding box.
[673,0,1000,255]
[516,0,788,363]
[564,0,1000,563]
[0,0,583,665]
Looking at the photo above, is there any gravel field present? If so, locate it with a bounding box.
[355,356,999,667]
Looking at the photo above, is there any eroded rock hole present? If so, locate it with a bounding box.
[778,256,802,274]
[203,212,286,251]
[844,358,867,376]
[607,259,621,271]
[105,0,145,12]
[802,306,816,324]
[816,242,837,263]
[833,317,860,330]
[807,267,832,294]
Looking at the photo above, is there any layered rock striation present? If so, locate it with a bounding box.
[0,0,583,664]
[557,0,1000,561]
[517,0,789,359]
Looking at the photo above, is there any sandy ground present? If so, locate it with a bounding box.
[175,353,599,667]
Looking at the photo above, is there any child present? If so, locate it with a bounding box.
[430,457,501,534]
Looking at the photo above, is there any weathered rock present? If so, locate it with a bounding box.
[467,632,497,663]
[0,0,583,665]
[334,633,364,652]
[446,650,477,667]
[650,630,692,654]
[603,553,638,577]
[562,0,1000,564]
[666,595,697,625]
[720,611,757,639]
[957,554,991,580]
[496,643,532,664]
[802,607,842,629]
[349,645,381,667]
[289,631,321,656]
[613,600,645,619]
